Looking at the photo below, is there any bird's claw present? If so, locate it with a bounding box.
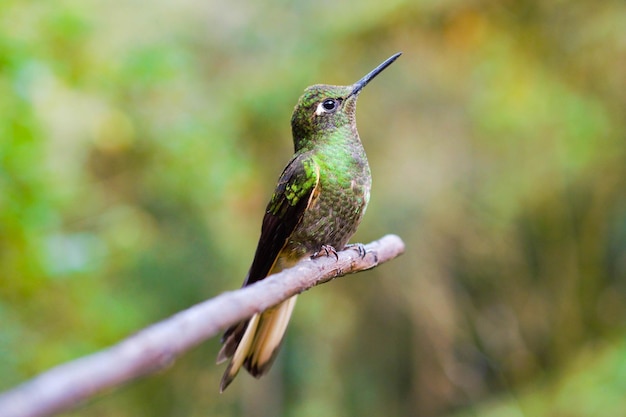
[345,243,367,259]
[311,244,339,260]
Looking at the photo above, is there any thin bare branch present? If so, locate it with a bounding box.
[0,234,405,417]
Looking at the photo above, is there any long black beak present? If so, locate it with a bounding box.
[349,52,402,98]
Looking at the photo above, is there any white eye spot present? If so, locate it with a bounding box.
[315,99,338,116]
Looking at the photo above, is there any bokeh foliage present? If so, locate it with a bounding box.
[1,0,625,416]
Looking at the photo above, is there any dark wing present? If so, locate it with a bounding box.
[217,153,319,362]
[243,152,320,286]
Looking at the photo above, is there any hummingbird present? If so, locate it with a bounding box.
[216,52,402,392]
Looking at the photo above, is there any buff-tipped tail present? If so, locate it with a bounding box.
[218,295,298,392]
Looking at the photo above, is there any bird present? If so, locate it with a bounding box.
[217,52,402,392]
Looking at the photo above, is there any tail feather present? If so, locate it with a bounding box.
[219,314,260,392]
[218,295,298,391]
[246,295,298,376]
[216,320,247,364]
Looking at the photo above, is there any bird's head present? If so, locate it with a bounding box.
[290,53,401,151]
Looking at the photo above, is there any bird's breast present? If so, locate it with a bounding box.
[285,150,371,256]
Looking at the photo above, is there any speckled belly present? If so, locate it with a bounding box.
[285,165,371,256]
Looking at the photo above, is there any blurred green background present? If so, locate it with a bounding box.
[1,0,625,416]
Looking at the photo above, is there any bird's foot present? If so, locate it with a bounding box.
[345,243,367,259]
[311,244,339,260]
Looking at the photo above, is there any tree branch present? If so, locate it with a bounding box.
[0,234,405,417]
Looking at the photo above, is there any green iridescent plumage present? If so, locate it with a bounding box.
[217,53,401,392]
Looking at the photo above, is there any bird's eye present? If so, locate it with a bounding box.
[315,98,340,116]
[322,99,337,110]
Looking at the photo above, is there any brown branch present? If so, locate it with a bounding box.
[0,234,405,417]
